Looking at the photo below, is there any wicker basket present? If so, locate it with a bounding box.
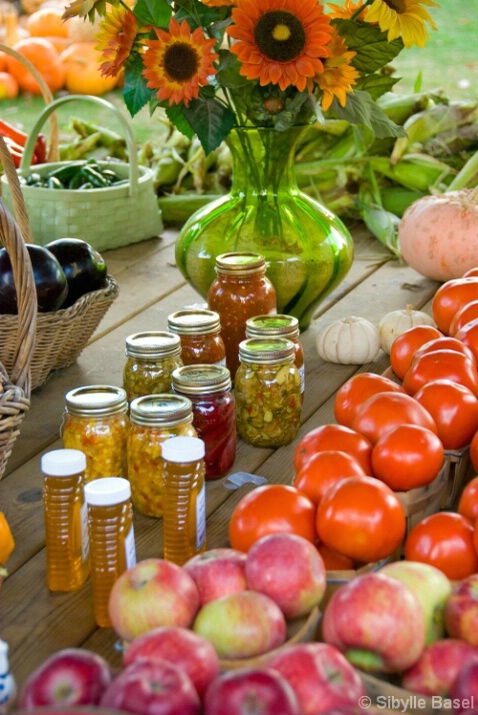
[0,93,163,253]
[0,136,36,480]
[0,94,119,390]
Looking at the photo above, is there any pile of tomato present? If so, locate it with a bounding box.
[228,270,478,582]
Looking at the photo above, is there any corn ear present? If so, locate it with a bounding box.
[447,148,478,191]
[380,186,426,217]
[368,153,455,192]
[358,202,401,257]
[157,193,220,224]
[376,91,437,126]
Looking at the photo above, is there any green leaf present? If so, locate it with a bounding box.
[165,106,195,140]
[133,0,171,27]
[182,99,236,154]
[333,19,404,74]
[217,50,250,89]
[355,74,400,100]
[332,90,407,138]
[123,61,151,117]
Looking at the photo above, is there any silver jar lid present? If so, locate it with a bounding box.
[65,385,128,417]
[125,331,181,359]
[245,314,299,340]
[129,394,193,426]
[167,309,221,335]
[215,252,266,276]
[171,364,232,395]
[238,338,295,365]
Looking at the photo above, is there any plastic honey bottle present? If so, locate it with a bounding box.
[84,477,136,628]
[41,449,90,592]
[161,436,207,566]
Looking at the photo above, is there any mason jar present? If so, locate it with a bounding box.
[167,308,226,366]
[123,331,183,402]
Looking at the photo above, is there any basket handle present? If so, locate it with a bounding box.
[0,42,59,162]
[0,135,37,395]
[21,95,140,197]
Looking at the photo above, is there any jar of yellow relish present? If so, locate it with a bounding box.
[235,338,301,448]
[171,364,236,480]
[167,308,226,367]
[245,314,305,402]
[123,331,183,402]
[62,385,129,483]
[127,394,197,517]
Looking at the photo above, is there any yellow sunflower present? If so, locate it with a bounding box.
[96,5,139,78]
[226,0,333,92]
[314,27,359,110]
[327,0,368,21]
[365,0,439,48]
[142,18,219,107]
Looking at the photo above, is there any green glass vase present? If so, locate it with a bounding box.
[175,125,354,330]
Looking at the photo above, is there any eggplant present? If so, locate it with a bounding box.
[44,238,108,308]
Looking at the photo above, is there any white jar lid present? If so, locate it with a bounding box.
[84,477,131,506]
[162,436,205,463]
[41,449,86,476]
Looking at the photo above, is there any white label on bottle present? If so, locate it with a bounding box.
[196,484,206,551]
[80,500,90,562]
[299,364,305,395]
[124,525,137,569]
[214,357,227,367]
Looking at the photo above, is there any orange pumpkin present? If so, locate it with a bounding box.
[6,38,65,95]
[0,52,7,72]
[0,72,19,100]
[60,42,118,95]
[26,7,71,38]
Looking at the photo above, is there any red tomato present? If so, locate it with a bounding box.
[389,325,443,380]
[458,476,478,521]
[293,449,366,505]
[404,511,478,580]
[455,319,478,366]
[316,475,407,562]
[228,484,317,552]
[449,300,478,336]
[414,379,478,450]
[431,277,478,335]
[293,424,373,475]
[412,336,477,368]
[371,424,444,491]
[402,349,478,399]
[470,430,478,472]
[334,372,405,429]
[351,391,438,445]
[317,542,355,571]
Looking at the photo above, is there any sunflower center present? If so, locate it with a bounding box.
[164,42,199,82]
[254,10,306,63]
[383,0,406,12]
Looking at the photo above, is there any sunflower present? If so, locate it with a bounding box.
[142,18,219,107]
[198,0,236,6]
[227,0,333,92]
[314,27,359,111]
[365,0,439,48]
[96,5,139,78]
[327,0,368,21]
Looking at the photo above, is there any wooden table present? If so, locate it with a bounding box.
[0,222,440,692]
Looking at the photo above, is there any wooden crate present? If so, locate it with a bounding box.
[441,445,472,509]
[395,464,447,536]
[360,671,453,715]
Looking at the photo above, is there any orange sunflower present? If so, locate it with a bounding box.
[142,18,219,107]
[198,0,236,6]
[314,26,359,110]
[327,0,368,21]
[96,5,139,78]
[227,0,333,92]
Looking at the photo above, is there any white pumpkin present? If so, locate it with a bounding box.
[378,304,436,354]
[316,316,381,365]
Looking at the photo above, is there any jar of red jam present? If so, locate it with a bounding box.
[123,331,183,402]
[167,309,226,367]
[207,252,277,380]
[246,314,305,402]
[235,338,301,448]
[62,385,129,483]
[127,393,197,517]
[171,364,236,480]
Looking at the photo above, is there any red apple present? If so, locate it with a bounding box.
[123,626,220,699]
[245,533,326,618]
[18,648,114,709]
[444,574,478,646]
[203,667,302,715]
[264,642,367,715]
[401,639,478,696]
[321,572,426,673]
[108,558,200,642]
[449,658,478,713]
[100,657,201,715]
[183,548,247,605]
[192,590,287,659]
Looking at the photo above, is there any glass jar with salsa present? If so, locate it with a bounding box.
[171,364,236,480]
[167,308,226,366]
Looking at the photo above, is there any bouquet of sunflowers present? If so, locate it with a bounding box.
[63,0,440,155]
